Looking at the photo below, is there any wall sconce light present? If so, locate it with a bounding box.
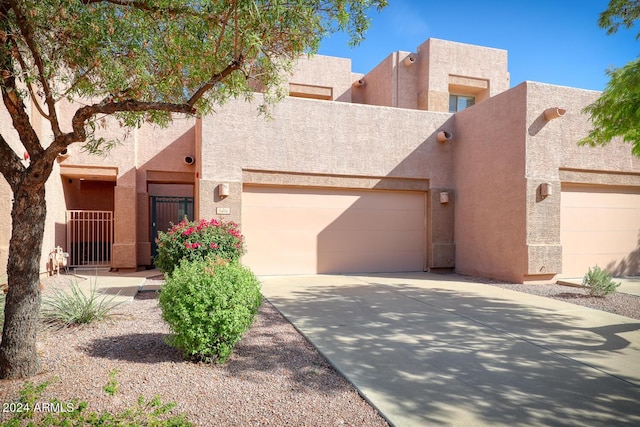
[540,183,553,197]
[543,108,566,121]
[440,192,449,204]
[437,131,453,143]
[218,183,230,198]
[353,78,365,87]
[403,55,416,67]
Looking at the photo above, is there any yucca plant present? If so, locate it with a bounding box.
[40,278,124,328]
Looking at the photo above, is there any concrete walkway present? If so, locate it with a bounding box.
[260,273,640,427]
[49,268,161,304]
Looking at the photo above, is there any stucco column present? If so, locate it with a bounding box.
[428,189,455,269]
[136,191,151,267]
[112,185,137,270]
[198,179,242,224]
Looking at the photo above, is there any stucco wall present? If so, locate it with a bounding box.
[43,102,197,269]
[0,100,68,275]
[199,95,456,269]
[288,54,354,102]
[523,81,640,279]
[417,38,510,112]
[454,81,640,283]
[453,84,528,283]
[355,53,394,108]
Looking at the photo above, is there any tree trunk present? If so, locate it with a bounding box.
[0,183,46,379]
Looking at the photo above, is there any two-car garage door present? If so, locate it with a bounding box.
[241,186,426,275]
[561,184,640,278]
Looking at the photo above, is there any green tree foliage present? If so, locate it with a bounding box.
[598,0,640,38]
[579,0,640,154]
[0,0,386,379]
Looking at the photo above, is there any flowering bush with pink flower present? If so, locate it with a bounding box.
[155,218,246,275]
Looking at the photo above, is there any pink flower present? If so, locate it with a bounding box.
[184,242,192,249]
[210,242,219,249]
[192,242,200,249]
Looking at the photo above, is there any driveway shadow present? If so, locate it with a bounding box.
[262,277,640,426]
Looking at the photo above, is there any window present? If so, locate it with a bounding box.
[449,94,475,113]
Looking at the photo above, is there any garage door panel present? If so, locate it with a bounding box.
[329,208,424,231]
[317,251,425,274]
[318,229,424,253]
[562,207,639,231]
[245,205,344,231]
[562,189,640,209]
[242,186,426,275]
[561,185,640,277]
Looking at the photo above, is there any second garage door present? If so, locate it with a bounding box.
[561,184,640,278]
[242,185,426,275]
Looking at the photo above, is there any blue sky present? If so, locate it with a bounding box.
[317,0,638,91]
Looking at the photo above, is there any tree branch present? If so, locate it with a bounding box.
[0,132,25,192]
[8,0,61,138]
[9,37,50,120]
[61,99,196,146]
[187,58,244,108]
[80,0,203,16]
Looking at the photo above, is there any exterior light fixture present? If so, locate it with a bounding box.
[218,183,230,198]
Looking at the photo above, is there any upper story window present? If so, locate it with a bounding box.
[449,94,475,113]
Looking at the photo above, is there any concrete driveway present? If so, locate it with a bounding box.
[260,273,640,427]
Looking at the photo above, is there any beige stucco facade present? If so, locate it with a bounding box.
[1,38,638,283]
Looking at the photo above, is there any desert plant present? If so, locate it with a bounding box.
[158,258,262,363]
[155,218,246,276]
[40,278,124,328]
[3,377,193,426]
[103,368,119,396]
[582,265,621,297]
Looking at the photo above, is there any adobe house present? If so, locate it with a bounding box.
[1,38,638,283]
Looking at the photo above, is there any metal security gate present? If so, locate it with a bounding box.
[151,196,194,258]
[66,210,114,267]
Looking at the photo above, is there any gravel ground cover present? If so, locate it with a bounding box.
[0,275,388,427]
[1,273,638,426]
[471,277,640,320]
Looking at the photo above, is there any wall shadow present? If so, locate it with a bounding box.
[315,120,454,274]
[607,231,640,277]
[264,278,640,426]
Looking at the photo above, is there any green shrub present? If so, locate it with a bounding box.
[582,265,621,297]
[154,218,246,276]
[158,258,262,363]
[3,376,193,426]
[40,278,124,328]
